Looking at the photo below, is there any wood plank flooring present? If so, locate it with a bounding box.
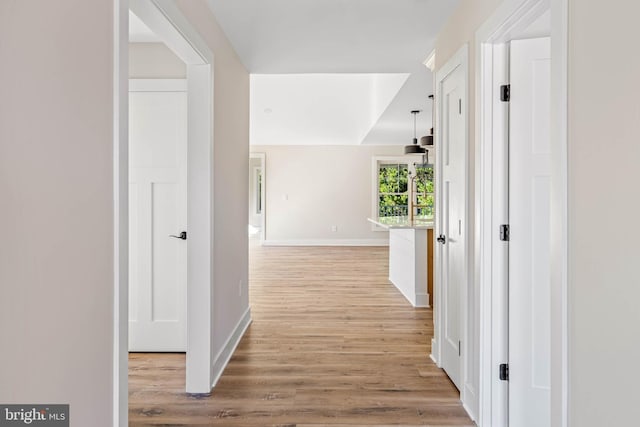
[129,244,473,426]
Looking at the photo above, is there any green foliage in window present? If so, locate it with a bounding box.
[415,166,434,194]
[414,165,435,219]
[378,164,409,217]
[378,164,408,194]
[377,162,435,219]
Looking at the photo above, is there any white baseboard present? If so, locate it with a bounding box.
[262,238,389,247]
[463,383,479,423]
[430,337,440,366]
[210,307,252,389]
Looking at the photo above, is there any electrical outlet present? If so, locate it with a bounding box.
[331,225,338,232]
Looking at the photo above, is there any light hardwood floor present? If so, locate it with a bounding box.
[129,244,473,426]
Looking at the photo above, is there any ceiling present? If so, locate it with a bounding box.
[251,73,409,145]
[207,0,459,146]
[132,1,442,146]
[207,0,459,73]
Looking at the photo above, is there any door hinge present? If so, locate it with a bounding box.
[499,363,509,381]
[459,98,462,114]
[500,84,510,102]
[458,340,461,356]
[500,224,510,241]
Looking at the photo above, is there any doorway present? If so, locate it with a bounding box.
[248,153,266,244]
[115,2,215,421]
[126,0,214,394]
[475,1,568,426]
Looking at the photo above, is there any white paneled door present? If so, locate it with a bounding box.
[438,60,466,391]
[129,82,187,352]
[508,38,551,426]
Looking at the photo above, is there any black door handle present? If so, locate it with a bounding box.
[169,231,187,240]
[436,234,446,244]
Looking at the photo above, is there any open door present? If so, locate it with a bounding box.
[508,37,551,426]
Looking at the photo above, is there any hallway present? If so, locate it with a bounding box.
[129,245,472,426]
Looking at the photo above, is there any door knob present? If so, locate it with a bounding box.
[436,234,446,244]
[169,231,187,240]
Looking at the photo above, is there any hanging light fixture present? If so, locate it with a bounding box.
[420,94,435,147]
[404,110,425,154]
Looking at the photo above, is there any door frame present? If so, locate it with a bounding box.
[475,0,568,426]
[433,43,469,407]
[249,152,266,244]
[113,0,215,424]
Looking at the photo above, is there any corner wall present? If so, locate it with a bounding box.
[0,1,115,425]
[251,145,407,246]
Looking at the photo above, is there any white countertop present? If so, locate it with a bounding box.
[368,216,435,230]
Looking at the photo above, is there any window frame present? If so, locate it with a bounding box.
[371,156,435,231]
[377,161,410,217]
[413,163,435,219]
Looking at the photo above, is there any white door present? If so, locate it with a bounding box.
[129,83,187,352]
[508,37,551,426]
[438,61,466,390]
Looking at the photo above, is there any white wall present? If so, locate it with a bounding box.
[129,42,186,78]
[252,145,411,245]
[568,1,640,425]
[0,1,115,425]
[174,0,251,374]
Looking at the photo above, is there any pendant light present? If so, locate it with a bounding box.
[420,94,435,146]
[404,110,425,154]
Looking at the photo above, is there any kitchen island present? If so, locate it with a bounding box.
[368,216,434,307]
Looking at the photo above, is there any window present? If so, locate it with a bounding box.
[377,162,409,217]
[414,164,434,218]
[373,157,434,220]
